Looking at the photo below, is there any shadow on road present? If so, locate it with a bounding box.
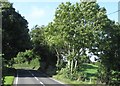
[15,69,50,78]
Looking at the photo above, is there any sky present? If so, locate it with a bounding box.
[9,0,119,29]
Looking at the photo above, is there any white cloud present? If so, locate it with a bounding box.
[27,7,45,20]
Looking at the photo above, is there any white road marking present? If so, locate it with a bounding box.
[49,77,65,84]
[28,70,45,86]
[15,70,18,86]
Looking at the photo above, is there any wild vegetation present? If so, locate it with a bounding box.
[13,50,40,69]
[1,0,120,85]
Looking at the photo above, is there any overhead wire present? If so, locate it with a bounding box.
[107,10,120,15]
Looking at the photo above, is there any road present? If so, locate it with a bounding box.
[13,69,67,86]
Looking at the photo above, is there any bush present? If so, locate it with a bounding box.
[14,50,40,64]
[13,50,40,69]
[58,68,87,81]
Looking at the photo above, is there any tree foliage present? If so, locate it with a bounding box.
[30,1,120,84]
[1,2,31,60]
[2,0,119,85]
[43,1,111,74]
[14,50,40,64]
[30,25,57,71]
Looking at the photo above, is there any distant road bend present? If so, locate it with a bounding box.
[13,69,67,86]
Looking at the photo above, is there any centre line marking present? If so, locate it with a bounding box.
[28,70,45,86]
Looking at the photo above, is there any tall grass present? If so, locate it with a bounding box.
[53,63,98,85]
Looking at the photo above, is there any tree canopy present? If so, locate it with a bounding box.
[30,1,120,84]
[1,1,120,85]
[1,2,31,60]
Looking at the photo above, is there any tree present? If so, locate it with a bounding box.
[0,0,8,2]
[15,50,40,64]
[1,2,31,60]
[45,1,111,75]
[97,22,120,85]
[30,25,57,71]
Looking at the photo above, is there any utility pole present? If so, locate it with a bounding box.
[118,1,120,23]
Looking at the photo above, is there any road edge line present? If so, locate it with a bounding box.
[41,71,67,86]
[15,70,18,86]
[49,77,66,85]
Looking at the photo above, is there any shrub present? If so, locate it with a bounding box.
[13,50,41,69]
[14,50,40,64]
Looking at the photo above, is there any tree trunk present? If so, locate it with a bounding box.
[74,60,77,70]
[55,49,60,68]
[67,44,71,69]
[71,60,73,74]
[68,60,70,69]
[105,67,111,85]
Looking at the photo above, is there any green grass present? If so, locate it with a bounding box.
[13,63,40,70]
[53,63,98,85]
[80,63,98,79]
[4,76,14,85]
[2,67,16,85]
[53,75,92,85]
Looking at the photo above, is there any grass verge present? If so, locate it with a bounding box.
[2,67,16,85]
[4,76,14,85]
[53,63,98,86]
[53,74,94,85]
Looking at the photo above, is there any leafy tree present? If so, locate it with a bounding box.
[30,25,57,71]
[29,1,120,84]
[1,2,31,60]
[97,22,120,85]
[45,1,111,75]
[43,22,65,70]
[0,0,8,2]
[14,50,40,64]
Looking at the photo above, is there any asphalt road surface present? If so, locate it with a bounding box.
[13,69,68,86]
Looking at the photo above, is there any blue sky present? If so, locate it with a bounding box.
[9,0,119,29]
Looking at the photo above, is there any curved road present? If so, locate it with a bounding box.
[13,69,67,86]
